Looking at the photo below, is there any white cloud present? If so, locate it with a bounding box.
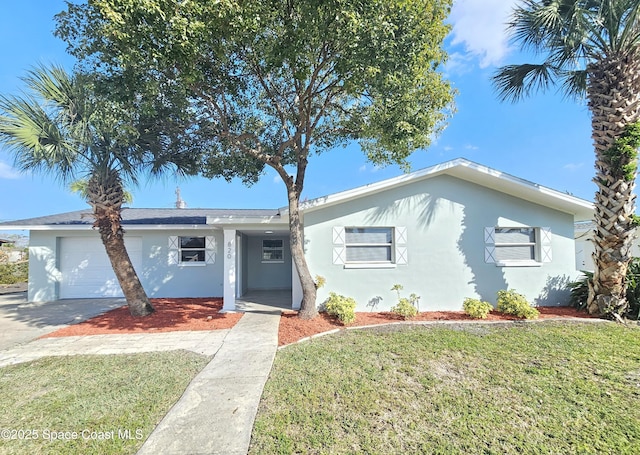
[273,175,281,184]
[443,145,454,152]
[0,161,20,179]
[563,162,584,171]
[448,0,517,68]
[464,144,479,151]
[358,164,367,173]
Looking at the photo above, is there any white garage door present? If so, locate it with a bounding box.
[60,237,143,299]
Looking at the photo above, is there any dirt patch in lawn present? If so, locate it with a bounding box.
[41,298,243,338]
[277,307,598,346]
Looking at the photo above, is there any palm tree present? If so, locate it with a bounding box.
[493,0,640,318]
[0,65,158,316]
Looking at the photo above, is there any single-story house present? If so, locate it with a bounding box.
[0,158,593,311]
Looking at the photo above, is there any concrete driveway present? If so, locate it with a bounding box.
[0,291,125,351]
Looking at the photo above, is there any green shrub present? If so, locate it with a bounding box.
[325,292,357,324]
[390,284,420,320]
[568,258,640,319]
[568,271,593,311]
[463,298,493,319]
[391,298,418,319]
[0,262,28,284]
[496,289,539,319]
[626,259,640,319]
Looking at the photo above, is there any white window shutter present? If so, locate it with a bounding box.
[332,227,345,264]
[395,226,407,244]
[168,236,179,265]
[332,226,345,244]
[484,227,495,244]
[205,236,216,264]
[540,227,552,262]
[484,227,495,263]
[485,246,496,264]
[205,251,216,264]
[396,246,408,265]
[395,226,407,265]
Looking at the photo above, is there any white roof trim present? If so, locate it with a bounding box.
[296,158,594,220]
[205,215,285,225]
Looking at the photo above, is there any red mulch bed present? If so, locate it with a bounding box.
[41,298,243,338]
[277,307,598,346]
[40,298,597,346]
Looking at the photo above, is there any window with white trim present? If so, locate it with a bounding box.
[333,226,407,267]
[345,227,393,263]
[180,236,206,262]
[495,228,536,261]
[484,227,552,266]
[168,235,216,265]
[262,239,284,262]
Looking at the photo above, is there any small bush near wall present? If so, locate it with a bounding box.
[463,298,493,319]
[390,284,420,320]
[325,292,357,324]
[497,290,539,319]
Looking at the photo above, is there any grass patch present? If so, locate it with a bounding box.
[0,351,209,454]
[250,322,640,454]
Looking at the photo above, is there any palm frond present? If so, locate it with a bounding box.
[618,0,640,53]
[511,0,564,52]
[493,63,557,102]
[22,64,74,109]
[559,69,588,99]
[0,94,77,180]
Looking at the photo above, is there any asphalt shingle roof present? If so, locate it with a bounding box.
[0,208,281,227]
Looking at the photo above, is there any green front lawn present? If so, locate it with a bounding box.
[0,351,209,454]
[251,322,640,454]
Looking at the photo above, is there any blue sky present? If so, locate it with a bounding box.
[0,0,596,228]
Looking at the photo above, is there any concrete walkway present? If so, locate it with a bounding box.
[138,310,280,455]
[0,291,283,455]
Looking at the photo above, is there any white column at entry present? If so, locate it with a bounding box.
[222,229,237,312]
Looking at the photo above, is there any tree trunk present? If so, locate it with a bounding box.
[586,55,640,317]
[287,186,318,320]
[89,172,154,317]
[98,219,155,317]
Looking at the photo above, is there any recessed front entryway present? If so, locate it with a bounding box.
[236,230,292,297]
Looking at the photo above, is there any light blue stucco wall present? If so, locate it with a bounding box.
[303,175,579,312]
[245,236,292,290]
[28,229,224,301]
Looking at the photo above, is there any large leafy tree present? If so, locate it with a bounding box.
[0,65,185,316]
[493,0,640,318]
[56,0,454,319]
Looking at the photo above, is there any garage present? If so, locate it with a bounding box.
[59,236,142,299]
